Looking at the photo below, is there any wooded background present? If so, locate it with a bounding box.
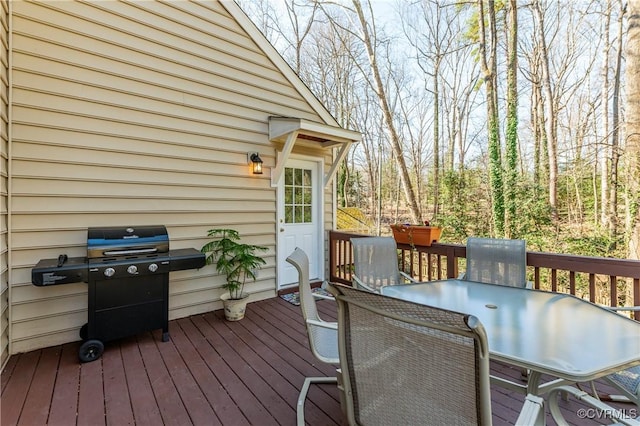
[240,0,640,260]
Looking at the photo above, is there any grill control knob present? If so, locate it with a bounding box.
[127,265,138,275]
[104,267,116,277]
[148,263,158,273]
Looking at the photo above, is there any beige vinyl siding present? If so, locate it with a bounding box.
[1,0,9,367]
[9,0,333,354]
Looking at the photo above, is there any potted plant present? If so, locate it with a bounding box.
[390,221,442,247]
[200,228,268,321]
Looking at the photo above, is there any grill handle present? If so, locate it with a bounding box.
[103,248,158,256]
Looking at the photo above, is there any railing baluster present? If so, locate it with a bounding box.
[426,251,431,280]
[569,271,576,296]
[634,278,640,320]
[589,274,596,303]
[610,276,617,308]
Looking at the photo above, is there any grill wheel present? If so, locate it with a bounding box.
[79,339,104,363]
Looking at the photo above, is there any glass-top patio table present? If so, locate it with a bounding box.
[381,279,640,395]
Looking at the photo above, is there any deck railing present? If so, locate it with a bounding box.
[329,230,640,320]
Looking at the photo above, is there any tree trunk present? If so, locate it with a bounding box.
[533,0,558,222]
[608,0,625,240]
[601,1,611,228]
[351,0,423,224]
[626,0,640,260]
[505,0,518,238]
[433,62,440,220]
[478,0,504,236]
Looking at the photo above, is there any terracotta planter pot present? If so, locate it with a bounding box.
[390,224,442,247]
[220,292,249,321]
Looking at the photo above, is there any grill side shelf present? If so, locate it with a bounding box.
[169,248,206,271]
[32,257,88,286]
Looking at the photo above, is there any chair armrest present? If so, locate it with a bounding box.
[312,282,335,301]
[352,275,378,293]
[516,394,546,426]
[313,293,335,301]
[307,319,338,331]
[607,306,640,312]
[526,280,534,289]
[458,272,466,280]
[399,271,418,283]
[548,386,640,426]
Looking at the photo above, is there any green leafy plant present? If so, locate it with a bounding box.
[200,228,268,300]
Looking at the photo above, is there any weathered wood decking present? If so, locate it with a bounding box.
[1,296,632,425]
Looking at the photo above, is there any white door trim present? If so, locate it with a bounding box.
[276,155,325,290]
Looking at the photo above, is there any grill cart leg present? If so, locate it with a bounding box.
[80,323,88,340]
[79,339,104,363]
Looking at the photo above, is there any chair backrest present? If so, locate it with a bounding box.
[286,248,338,364]
[466,237,527,287]
[286,248,321,324]
[351,237,403,292]
[328,282,493,426]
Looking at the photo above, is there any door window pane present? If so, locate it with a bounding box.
[284,167,313,224]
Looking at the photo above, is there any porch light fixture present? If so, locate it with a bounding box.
[249,152,263,175]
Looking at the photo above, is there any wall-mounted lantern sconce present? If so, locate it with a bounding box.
[249,152,263,175]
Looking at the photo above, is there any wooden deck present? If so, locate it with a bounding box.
[1,295,633,426]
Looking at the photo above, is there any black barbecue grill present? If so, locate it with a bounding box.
[32,225,205,362]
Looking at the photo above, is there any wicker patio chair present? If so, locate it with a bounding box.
[327,282,546,426]
[351,237,417,293]
[548,385,639,426]
[606,306,640,407]
[286,248,340,426]
[462,237,532,288]
[605,365,640,407]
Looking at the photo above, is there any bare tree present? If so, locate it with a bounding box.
[318,0,423,224]
[505,0,519,238]
[399,0,480,220]
[239,0,638,256]
[478,0,505,235]
[532,0,559,223]
[399,0,450,220]
[607,0,626,240]
[626,0,640,259]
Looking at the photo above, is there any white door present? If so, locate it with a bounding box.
[277,158,323,289]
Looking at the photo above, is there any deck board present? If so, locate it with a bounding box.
[173,318,239,425]
[1,350,40,426]
[138,331,191,426]
[120,336,164,425]
[47,343,81,426]
[18,346,60,426]
[1,295,634,426]
[102,343,135,426]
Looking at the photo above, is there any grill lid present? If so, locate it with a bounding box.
[87,225,169,259]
